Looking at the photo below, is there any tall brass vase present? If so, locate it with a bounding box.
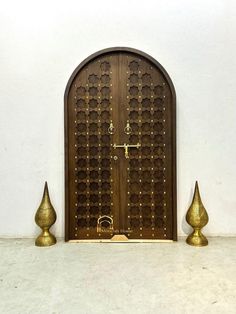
[35,182,57,247]
[186,181,209,247]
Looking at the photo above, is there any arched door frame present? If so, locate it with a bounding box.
[64,47,177,241]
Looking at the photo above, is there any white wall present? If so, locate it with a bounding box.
[0,0,235,238]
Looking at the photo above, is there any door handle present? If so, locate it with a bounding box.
[113,143,141,159]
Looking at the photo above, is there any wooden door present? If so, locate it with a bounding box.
[65,48,176,242]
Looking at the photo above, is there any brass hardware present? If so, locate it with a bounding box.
[97,215,114,233]
[113,143,141,159]
[124,120,132,134]
[113,155,118,161]
[35,182,57,247]
[186,181,209,247]
[111,235,128,242]
[108,120,115,134]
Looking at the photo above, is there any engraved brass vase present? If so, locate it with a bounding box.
[35,182,57,247]
[186,181,209,247]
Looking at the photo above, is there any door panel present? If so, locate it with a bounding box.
[65,48,176,241]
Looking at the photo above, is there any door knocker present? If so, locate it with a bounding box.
[108,120,115,134]
[124,120,132,135]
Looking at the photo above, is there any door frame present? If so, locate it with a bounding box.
[64,47,177,241]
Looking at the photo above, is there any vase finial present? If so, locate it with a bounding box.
[35,182,57,247]
[186,181,209,246]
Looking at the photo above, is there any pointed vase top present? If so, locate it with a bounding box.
[186,180,209,228]
[192,181,202,205]
[39,181,52,209]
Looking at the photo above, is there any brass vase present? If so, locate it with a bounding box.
[186,181,209,247]
[35,182,57,246]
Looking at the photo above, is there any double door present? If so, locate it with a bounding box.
[65,48,176,241]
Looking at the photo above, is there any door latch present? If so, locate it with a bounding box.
[113,143,141,159]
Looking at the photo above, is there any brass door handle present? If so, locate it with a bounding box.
[124,120,132,135]
[113,143,141,159]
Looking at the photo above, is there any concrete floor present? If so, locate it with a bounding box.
[0,238,235,314]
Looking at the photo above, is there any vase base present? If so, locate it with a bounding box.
[186,231,208,247]
[35,233,56,247]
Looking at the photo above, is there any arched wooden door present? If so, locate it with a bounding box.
[65,47,176,242]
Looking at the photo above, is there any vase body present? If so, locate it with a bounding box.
[35,182,57,246]
[186,181,209,247]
